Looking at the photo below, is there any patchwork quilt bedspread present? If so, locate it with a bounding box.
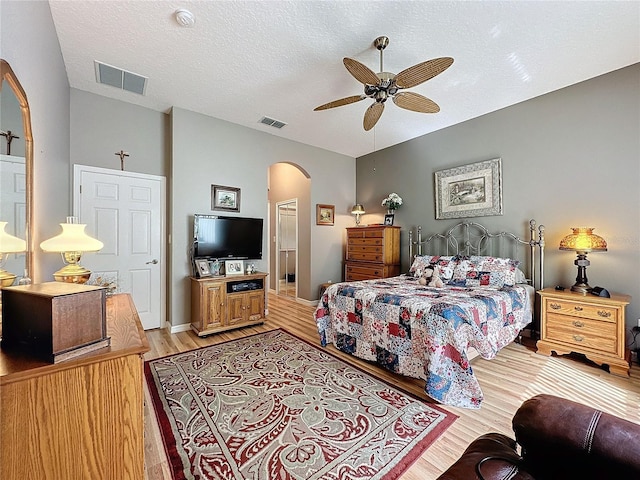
[314,275,532,409]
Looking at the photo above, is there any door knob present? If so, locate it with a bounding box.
[146,259,159,265]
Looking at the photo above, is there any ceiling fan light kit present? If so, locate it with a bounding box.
[314,36,453,131]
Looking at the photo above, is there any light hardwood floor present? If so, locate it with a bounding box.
[143,293,640,479]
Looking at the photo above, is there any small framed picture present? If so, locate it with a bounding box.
[195,258,211,278]
[316,204,335,226]
[212,184,241,212]
[225,259,244,276]
[209,259,222,276]
[384,214,395,226]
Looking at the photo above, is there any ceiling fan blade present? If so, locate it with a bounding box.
[363,102,384,131]
[393,91,440,113]
[343,57,380,85]
[394,57,454,89]
[314,95,366,111]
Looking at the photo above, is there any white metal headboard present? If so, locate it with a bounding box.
[408,219,546,290]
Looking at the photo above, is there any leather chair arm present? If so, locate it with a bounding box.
[513,394,640,478]
[436,432,535,480]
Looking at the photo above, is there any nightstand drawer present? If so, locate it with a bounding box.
[546,313,618,354]
[545,299,618,322]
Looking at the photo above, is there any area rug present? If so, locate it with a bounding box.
[145,328,456,480]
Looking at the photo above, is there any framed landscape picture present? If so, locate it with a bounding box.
[212,184,241,212]
[316,204,335,226]
[434,158,503,219]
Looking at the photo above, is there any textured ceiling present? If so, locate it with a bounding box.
[49,0,640,158]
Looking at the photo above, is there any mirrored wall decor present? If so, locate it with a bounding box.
[277,200,297,298]
[1,59,34,284]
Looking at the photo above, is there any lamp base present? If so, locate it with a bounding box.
[0,269,17,287]
[53,264,92,284]
[570,283,591,295]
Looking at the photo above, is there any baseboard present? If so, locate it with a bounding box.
[169,322,192,334]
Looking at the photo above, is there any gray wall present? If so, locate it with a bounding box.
[70,89,168,177]
[1,0,70,283]
[356,64,640,338]
[170,107,354,328]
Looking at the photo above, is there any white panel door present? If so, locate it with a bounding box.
[74,165,165,330]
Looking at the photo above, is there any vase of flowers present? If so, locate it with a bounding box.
[382,192,403,214]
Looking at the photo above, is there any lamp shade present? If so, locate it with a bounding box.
[40,217,103,253]
[559,227,607,253]
[0,221,27,253]
[351,204,365,215]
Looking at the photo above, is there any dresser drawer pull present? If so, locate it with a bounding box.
[572,320,584,328]
[550,303,561,310]
[573,306,583,312]
[597,310,611,318]
[573,335,584,342]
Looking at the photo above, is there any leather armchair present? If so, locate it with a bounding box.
[437,394,640,479]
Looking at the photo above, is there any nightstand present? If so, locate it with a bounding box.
[536,288,631,376]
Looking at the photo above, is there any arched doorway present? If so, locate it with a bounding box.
[268,162,310,300]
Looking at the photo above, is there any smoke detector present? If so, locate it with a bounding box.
[174,9,195,28]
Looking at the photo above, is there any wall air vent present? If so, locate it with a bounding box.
[259,116,287,129]
[94,61,147,95]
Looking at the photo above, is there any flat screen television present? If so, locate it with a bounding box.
[193,214,263,260]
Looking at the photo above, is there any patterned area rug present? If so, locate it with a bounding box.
[145,329,456,480]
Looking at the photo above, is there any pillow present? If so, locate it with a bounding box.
[448,255,520,287]
[409,255,457,281]
[515,268,527,284]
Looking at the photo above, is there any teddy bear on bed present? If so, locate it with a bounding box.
[417,265,445,288]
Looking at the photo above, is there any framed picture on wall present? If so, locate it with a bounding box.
[212,184,241,212]
[316,204,335,226]
[434,158,503,219]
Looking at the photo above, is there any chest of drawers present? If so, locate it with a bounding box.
[536,288,631,376]
[345,225,400,281]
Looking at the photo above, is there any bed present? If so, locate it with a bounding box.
[314,220,545,409]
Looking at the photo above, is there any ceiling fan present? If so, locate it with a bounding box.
[314,36,454,131]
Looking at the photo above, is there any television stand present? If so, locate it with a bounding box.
[190,272,268,336]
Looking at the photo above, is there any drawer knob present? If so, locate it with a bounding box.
[597,310,611,318]
[574,306,583,311]
[550,303,561,310]
[572,320,584,328]
[573,335,584,342]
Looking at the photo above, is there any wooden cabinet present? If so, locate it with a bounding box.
[345,225,401,281]
[228,289,264,326]
[536,288,631,376]
[191,272,267,336]
[0,293,149,479]
[191,279,226,332]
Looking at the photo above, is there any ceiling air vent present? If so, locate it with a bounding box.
[259,116,287,129]
[94,61,147,95]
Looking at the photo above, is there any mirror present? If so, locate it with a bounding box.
[1,59,33,283]
[277,200,297,298]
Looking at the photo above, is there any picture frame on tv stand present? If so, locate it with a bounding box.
[195,259,212,278]
[225,259,244,276]
[209,259,222,276]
